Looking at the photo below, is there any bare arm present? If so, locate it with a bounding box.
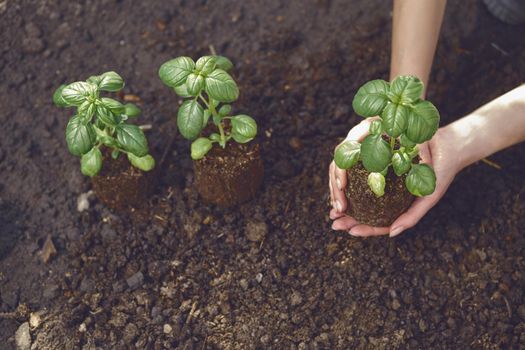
[390,0,447,92]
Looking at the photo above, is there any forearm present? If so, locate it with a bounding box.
[444,84,525,169]
[390,0,447,94]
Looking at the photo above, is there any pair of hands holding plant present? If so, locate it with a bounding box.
[329,77,463,238]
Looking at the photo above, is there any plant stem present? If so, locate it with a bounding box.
[390,136,395,151]
[206,97,226,148]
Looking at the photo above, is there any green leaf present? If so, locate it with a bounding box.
[204,69,239,103]
[124,103,141,117]
[231,114,257,143]
[128,153,155,171]
[196,56,217,75]
[406,100,440,143]
[214,56,234,71]
[177,100,205,140]
[186,73,205,95]
[360,134,392,172]
[209,133,221,142]
[81,147,102,177]
[62,82,97,106]
[100,97,125,116]
[53,85,70,107]
[158,56,195,87]
[369,120,383,135]
[219,104,232,116]
[65,115,96,156]
[389,75,424,105]
[392,151,412,176]
[202,109,211,128]
[78,101,96,120]
[116,124,149,157]
[191,137,213,160]
[381,102,408,138]
[368,172,386,197]
[87,75,102,85]
[111,149,120,159]
[334,140,361,170]
[173,82,194,97]
[405,163,436,196]
[99,135,119,148]
[399,133,416,148]
[352,79,390,117]
[96,104,118,126]
[98,71,124,92]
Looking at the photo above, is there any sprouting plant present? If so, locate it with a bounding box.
[158,55,257,160]
[334,75,439,197]
[53,71,155,177]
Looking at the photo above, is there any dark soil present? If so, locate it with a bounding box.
[1,0,525,349]
[91,151,156,210]
[194,142,264,207]
[346,162,414,227]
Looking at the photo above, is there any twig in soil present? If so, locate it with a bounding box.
[503,296,512,318]
[480,158,502,170]
[185,301,198,325]
[209,45,217,56]
[491,43,509,56]
[139,124,152,131]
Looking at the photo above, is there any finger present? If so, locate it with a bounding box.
[345,117,377,141]
[330,208,345,220]
[418,142,432,164]
[349,224,389,237]
[331,216,359,231]
[389,195,439,237]
[329,162,346,213]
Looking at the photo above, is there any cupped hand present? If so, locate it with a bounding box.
[329,121,461,238]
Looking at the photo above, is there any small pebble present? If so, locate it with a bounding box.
[255,273,263,283]
[163,324,172,334]
[15,322,31,350]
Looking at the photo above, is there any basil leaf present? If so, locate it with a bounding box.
[96,104,118,126]
[231,114,257,143]
[214,56,234,71]
[186,73,205,96]
[53,85,70,107]
[65,115,96,156]
[191,137,213,160]
[99,135,119,148]
[352,79,390,117]
[87,75,102,85]
[382,102,408,138]
[399,133,416,148]
[391,151,412,176]
[81,147,102,177]
[174,81,194,97]
[98,71,124,92]
[100,97,125,116]
[62,82,97,106]
[158,56,195,87]
[406,100,440,143]
[128,153,155,171]
[369,119,383,135]
[367,172,386,197]
[389,75,424,105]
[405,163,436,197]
[202,109,211,128]
[177,100,205,140]
[334,140,361,170]
[204,69,239,103]
[111,149,120,159]
[124,103,141,117]
[195,56,217,75]
[219,104,232,116]
[78,101,96,120]
[116,124,149,157]
[360,134,392,172]
[209,133,221,142]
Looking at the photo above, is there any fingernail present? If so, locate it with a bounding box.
[336,178,342,190]
[335,200,342,213]
[390,226,404,238]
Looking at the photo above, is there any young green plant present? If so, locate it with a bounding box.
[158,55,257,160]
[334,75,439,197]
[53,71,155,177]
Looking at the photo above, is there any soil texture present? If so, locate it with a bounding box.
[1,0,525,349]
[194,142,264,207]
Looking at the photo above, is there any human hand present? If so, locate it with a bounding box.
[329,121,461,238]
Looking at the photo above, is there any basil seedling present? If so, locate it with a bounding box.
[53,71,155,177]
[334,76,439,197]
[158,55,257,160]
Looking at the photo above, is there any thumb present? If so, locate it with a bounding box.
[389,195,439,237]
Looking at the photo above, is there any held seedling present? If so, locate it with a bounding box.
[53,72,155,177]
[334,75,439,197]
[158,55,257,159]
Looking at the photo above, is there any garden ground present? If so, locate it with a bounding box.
[1,0,525,348]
